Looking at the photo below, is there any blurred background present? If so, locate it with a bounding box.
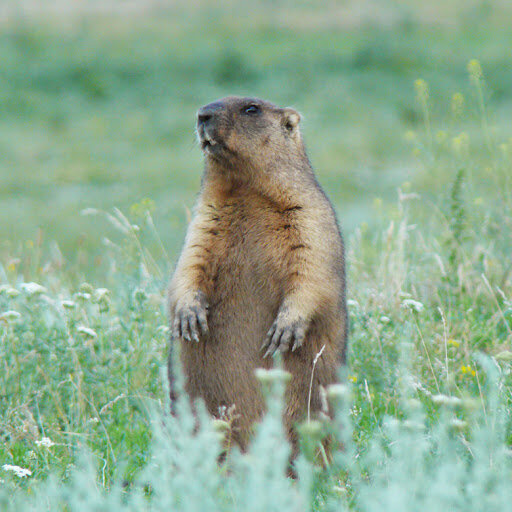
[0,0,511,279]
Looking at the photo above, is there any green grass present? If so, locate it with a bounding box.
[1,9,512,271]
[1,3,512,509]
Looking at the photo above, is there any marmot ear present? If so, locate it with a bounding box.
[282,108,301,133]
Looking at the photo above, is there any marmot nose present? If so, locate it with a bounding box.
[197,112,212,125]
[197,102,223,126]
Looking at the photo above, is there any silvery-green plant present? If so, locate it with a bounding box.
[2,355,512,512]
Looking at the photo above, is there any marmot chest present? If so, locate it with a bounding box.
[203,196,294,295]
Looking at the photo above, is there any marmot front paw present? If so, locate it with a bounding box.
[172,291,209,342]
[261,310,307,358]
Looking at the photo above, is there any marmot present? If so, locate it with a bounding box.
[168,96,347,458]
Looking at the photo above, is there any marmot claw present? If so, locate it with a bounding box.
[261,314,307,358]
[172,292,209,342]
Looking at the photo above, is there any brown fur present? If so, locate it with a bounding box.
[168,96,347,455]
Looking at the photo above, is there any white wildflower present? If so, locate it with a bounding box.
[346,299,359,308]
[61,300,76,309]
[77,326,97,338]
[379,316,391,324]
[35,437,55,448]
[401,299,424,312]
[79,283,94,294]
[156,325,170,335]
[93,288,110,301]
[20,282,47,295]
[0,310,21,321]
[432,394,462,407]
[349,405,361,417]
[332,485,348,496]
[398,190,420,202]
[449,418,468,430]
[2,464,32,478]
[0,284,20,297]
[407,377,432,396]
[74,292,91,301]
[102,237,117,248]
[81,208,100,216]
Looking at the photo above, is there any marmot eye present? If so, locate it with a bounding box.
[243,105,260,115]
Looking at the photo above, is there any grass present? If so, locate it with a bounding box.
[0,3,512,508]
[1,7,512,268]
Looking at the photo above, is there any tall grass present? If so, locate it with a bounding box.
[1,54,512,508]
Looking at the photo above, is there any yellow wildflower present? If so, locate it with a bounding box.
[414,78,429,103]
[461,364,476,377]
[452,132,469,157]
[467,59,483,81]
[436,130,448,144]
[404,130,416,143]
[451,93,465,118]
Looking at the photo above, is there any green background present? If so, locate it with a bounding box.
[1,0,511,277]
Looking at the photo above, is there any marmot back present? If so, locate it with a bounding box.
[168,96,347,458]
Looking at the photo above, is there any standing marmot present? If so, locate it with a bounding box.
[168,96,347,457]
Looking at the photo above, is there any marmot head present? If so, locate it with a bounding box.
[196,96,303,170]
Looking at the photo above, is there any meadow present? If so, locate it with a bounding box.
[1,2,512,509]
